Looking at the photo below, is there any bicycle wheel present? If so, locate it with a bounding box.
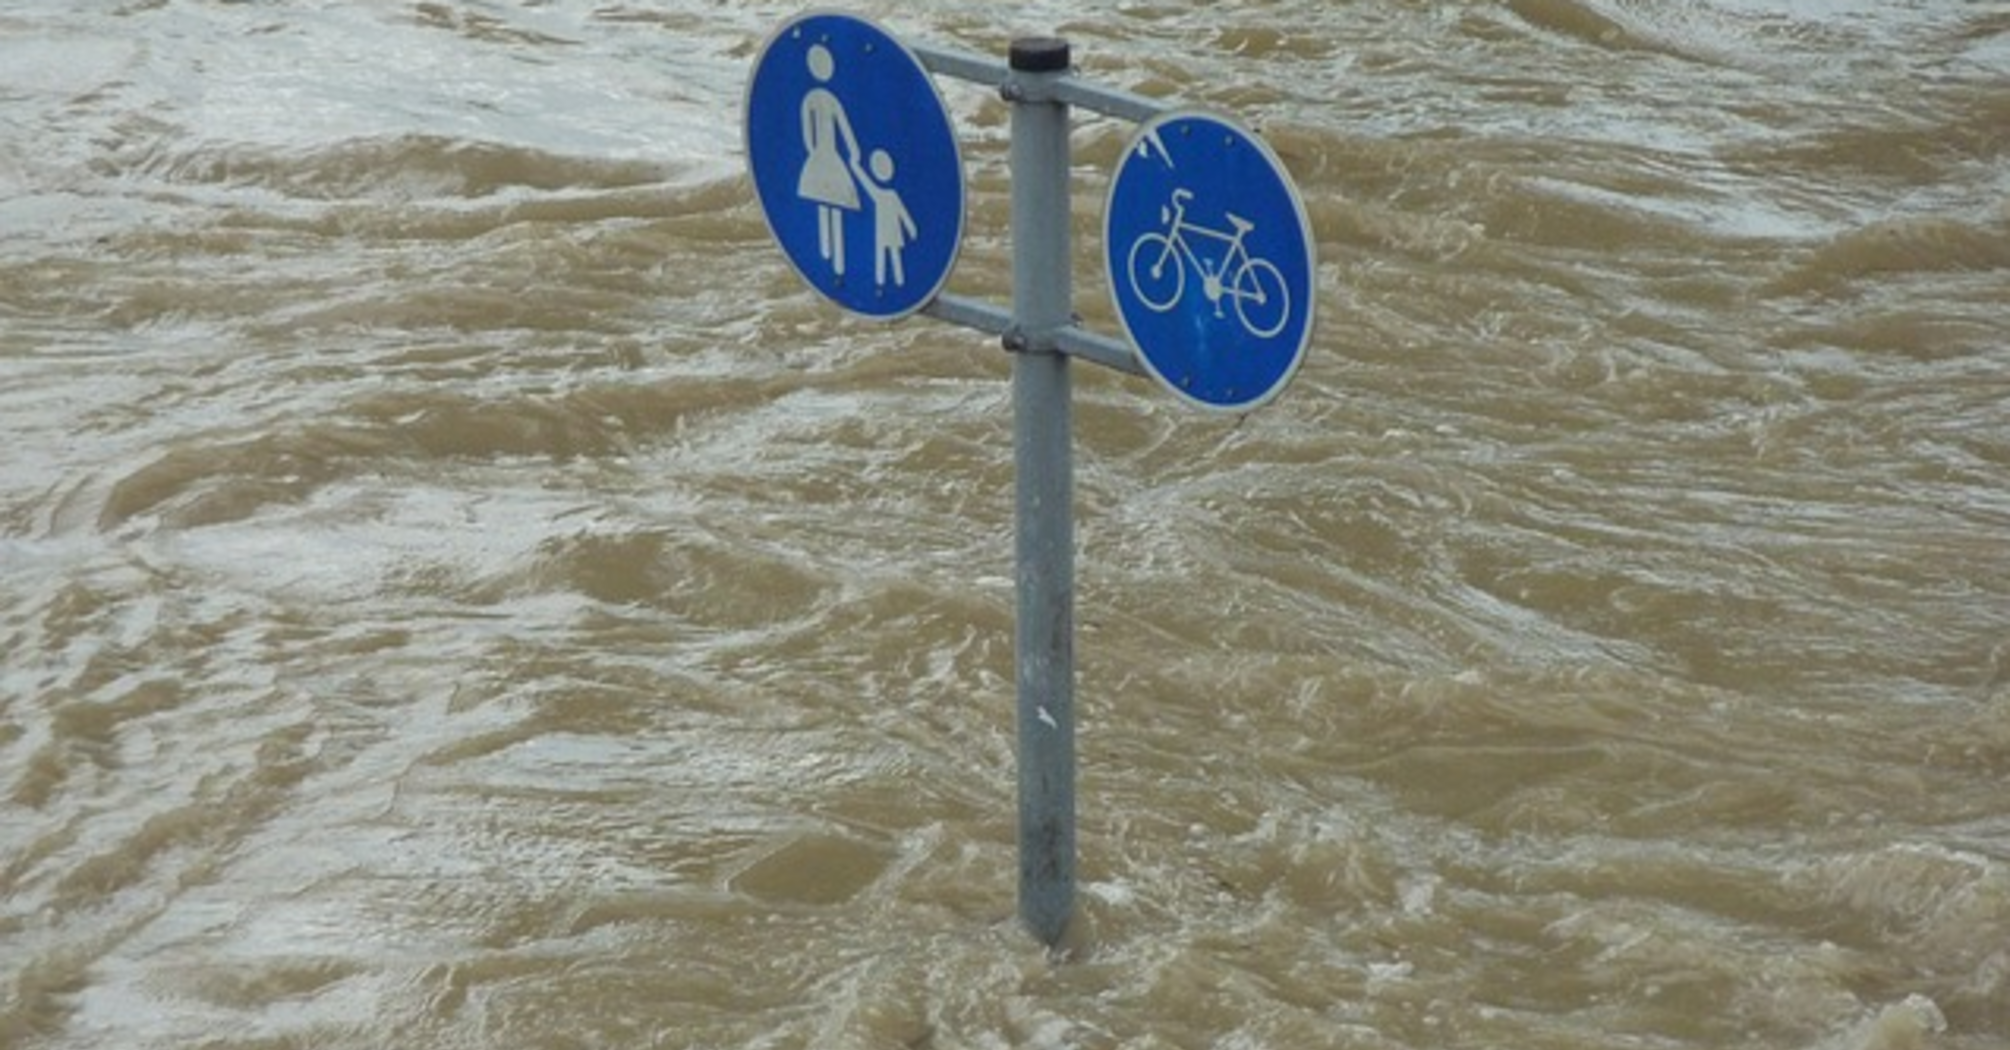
[1232,257,1290,339]
[1126,233,1184,312]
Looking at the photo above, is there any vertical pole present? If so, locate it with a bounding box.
[1007,36,1075,949]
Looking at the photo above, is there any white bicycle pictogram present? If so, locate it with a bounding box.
[1125,188,1291,339]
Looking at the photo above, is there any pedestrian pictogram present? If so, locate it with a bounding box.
[1105,111,1316,412]
[744,13,963,319]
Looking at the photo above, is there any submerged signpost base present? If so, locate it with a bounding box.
[745,16,1314,949]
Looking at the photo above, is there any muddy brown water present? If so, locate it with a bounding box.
[2,2,2007,1048]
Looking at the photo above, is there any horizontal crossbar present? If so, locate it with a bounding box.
[924,293,1146,377]
[910,43,1169,124]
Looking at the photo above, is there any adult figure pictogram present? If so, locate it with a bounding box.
[796,44,862,277]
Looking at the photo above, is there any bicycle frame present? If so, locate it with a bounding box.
[1155,189,1256,296]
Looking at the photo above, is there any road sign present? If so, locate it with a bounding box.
[1103,111,1315,412]
[744,13,964,320]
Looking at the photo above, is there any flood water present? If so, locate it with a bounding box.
[3,2,2007,1048]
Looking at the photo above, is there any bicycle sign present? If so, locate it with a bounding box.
[1104,111,1315,412]
[1127,188,1291,338]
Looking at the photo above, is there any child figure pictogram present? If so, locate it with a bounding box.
[853,149,917,289]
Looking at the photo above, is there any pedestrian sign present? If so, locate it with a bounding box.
[1103,111,1315,412]
[744,13,964,320]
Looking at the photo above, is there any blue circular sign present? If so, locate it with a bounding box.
[1104,111,1316,412]
[744,14,964,320]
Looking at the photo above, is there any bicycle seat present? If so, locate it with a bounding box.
[1226,212,1254,234]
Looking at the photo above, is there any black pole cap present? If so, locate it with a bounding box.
[1009,37,1071,73]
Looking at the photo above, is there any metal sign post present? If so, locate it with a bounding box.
[745,13,1316,949]
[1003,37,1077,949]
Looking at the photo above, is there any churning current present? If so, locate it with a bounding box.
[2,2,2006,1048]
